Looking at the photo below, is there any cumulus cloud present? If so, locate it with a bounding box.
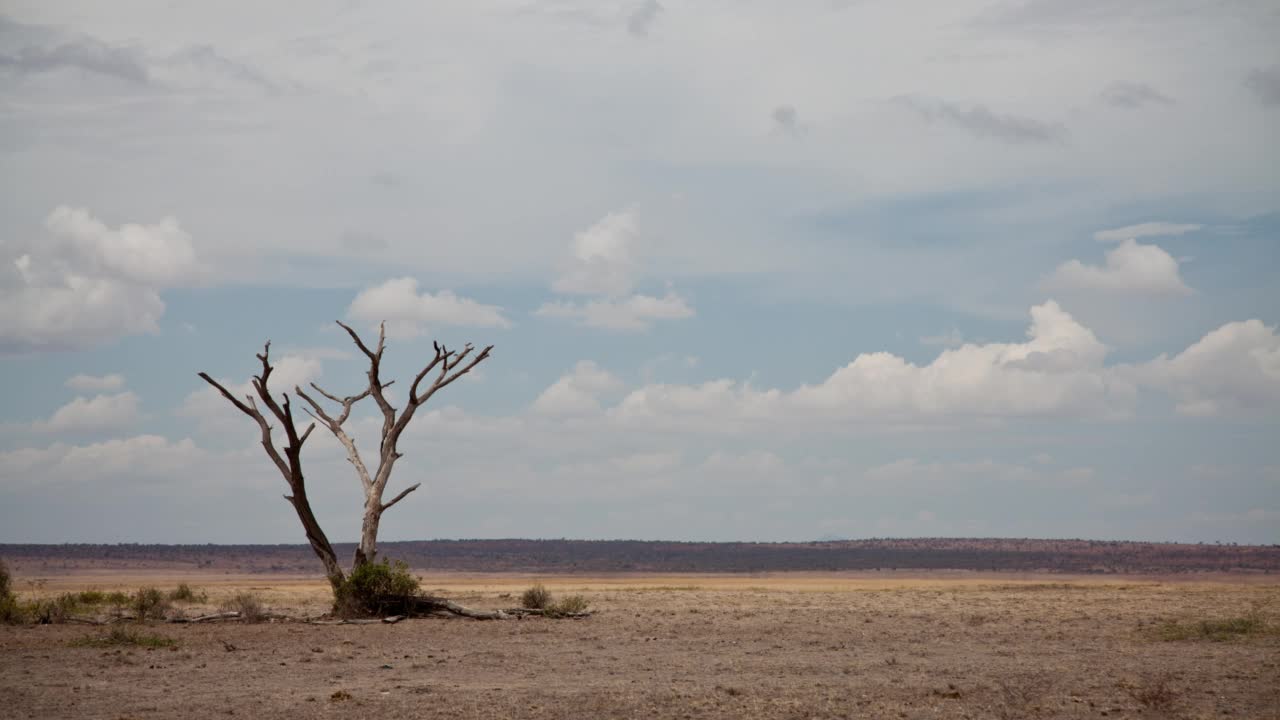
[542,210,694,331]
[536,291,694,331]
[896,96,1067,144]
[1093,221,1201,242]
[1099,82,1174,109]
[1044,239,1192,296]
[347,277,510,337]
[533,361,625,415]
[611,301,1133,427]
[1131,319,1280,416]
[0,207,200,353]
[552,210,640,297]
[65,373,125,392]
[35,392,140,433]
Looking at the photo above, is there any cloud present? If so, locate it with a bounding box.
[1092,221,1202,242]
[1132,319,1280,416]
[542,210,695,331]
[533,361,625,415]
[535,291,694,331]
[897,96,1067,144]
[552,210,640,297]
[627,0,663,37]
[1044,239,1192,296]
[0,35,149,84]
[36,392,140,433]
[65,373,125,392]
[347,277,510,337]
[611,301,1134,427]
[0,435,203,485]
[43,206,198,287]
[1099,82,1175,108]
[1,206,200,353]
[1244,66,1280,106]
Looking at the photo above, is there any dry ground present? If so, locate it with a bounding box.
[2,572,1278,719]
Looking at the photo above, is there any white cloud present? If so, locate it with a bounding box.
[612,301,1133,427]
[37,392,140,433]
[1131,319,1280,416]
[542,210,694,331]
[533,360,624,415]
[65,373,125,392]
[1,207,200,353]
[1043,239,1192,296]
[0,435,204,485]
[43,206,198,287]
[552,210,640,297]
[346,277,510,337]
[535,291,694,331]
[1093,221,1202,242]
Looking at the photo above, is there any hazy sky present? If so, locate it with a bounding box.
[1,1,1277,545]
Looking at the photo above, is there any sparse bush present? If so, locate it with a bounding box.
[0,557,11,598]
[548,594,590,617]
[521,583,552,610]
[71,626,177,648]
[334,559,420,617]
[131,587,171,621]
[221,592,266,622]
[169,583,207,603]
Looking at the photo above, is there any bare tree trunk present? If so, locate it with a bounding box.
[198,343,346,593]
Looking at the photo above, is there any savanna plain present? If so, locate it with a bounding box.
[2,570,1278,719]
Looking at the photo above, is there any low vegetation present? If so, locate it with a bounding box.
[333,558,420,617]
[70,626,178,648]
[1149,605,1274,642]
[169,583,207,603]
[521,583,590,617]
[221,592,267,622]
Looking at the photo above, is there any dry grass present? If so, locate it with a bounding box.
[2,571,1276,719]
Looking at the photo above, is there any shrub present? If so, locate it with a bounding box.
[221,592,266,622]
[547,594,590,618]
[131,587,171,621]
[334,559,419,617]
[0,557,11,598]
[169,583,207,603]
[521,584,552,610]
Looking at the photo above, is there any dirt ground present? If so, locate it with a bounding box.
[2,572,1278,719]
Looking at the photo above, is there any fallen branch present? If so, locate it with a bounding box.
[170,611,243,624]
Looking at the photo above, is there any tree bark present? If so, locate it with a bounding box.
[198,342,345,593]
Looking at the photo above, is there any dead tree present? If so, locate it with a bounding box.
[297,321,490,569]
[197,323,491,593]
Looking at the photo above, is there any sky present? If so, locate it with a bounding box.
[1,0,1277,546]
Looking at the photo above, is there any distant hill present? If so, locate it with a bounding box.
[3,538,1277,575]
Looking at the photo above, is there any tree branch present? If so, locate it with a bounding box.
[381,482,421,512]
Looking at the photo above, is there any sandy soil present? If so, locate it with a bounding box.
[2,572,1278,719]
